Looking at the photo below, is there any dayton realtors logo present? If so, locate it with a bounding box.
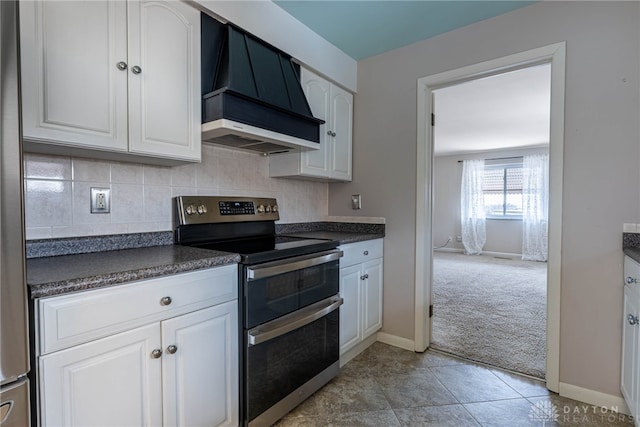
[529,400,634,425]
[529,400,559,425]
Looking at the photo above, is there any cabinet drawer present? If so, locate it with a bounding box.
[38,264,237,354]
[625,256,640,287]
[340,239,383,268]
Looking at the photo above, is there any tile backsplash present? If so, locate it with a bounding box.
[24,145,328,240]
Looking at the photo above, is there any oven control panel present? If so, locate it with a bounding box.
[175,196,279,224]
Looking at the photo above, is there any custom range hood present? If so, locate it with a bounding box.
[201,13,324,154]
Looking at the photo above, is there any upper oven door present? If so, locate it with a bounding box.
[244,249,342,328]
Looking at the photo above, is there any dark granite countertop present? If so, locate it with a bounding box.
[281,231,384,245]
[26,221,385,299]
[623,232,640,264]
[27,245,240,299]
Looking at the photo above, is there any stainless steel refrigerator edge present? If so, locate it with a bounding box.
[0,0,31,425]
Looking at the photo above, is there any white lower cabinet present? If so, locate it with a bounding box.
[622,256,640,425]
[40,323,163,427]
[162,302,238,427]
[339,239,383,364]
[36,265,238,427]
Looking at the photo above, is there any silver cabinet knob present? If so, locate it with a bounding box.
[628,314,639,325]
[626,276,638,284]
[131,65,142,74]
[116,61,128,71]
[160,296,172,306]
[364,250,369,256]
[151,349,162,359]
[360,274,369,280]
[327,130,336,137]
[167,345,178,354]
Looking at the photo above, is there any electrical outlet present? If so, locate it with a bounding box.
[456,236,462,242]
[351,194,362,210]
[91,187,111,213]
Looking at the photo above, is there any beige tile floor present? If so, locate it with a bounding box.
[275,342,635,427]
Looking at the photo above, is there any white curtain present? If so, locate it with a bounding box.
[522,154,549,261]
[460,159,486,255]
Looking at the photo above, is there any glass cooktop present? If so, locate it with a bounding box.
[193,235,338,264]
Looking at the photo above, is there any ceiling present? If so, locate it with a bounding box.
[433,63,551,156]
[273,1,537,61]
[273,0,548,156]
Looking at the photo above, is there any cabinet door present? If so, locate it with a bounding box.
[362,258,383,338]
[162,301,239,427]
[127,0,201,161]
[39,323,162,427]
[329,85,353,181]
[621,285,639,419]
[339,265,363,354]
[300,68,331,176]
[20,1,128,151]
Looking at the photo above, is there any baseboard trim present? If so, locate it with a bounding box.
[433,247,463,254]
[434,247,524,259]
[376,332,415,351]
[559,382,631,415]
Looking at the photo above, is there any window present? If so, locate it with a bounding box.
[483,160,523,219]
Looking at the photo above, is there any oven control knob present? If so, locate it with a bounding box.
[272,205,278,213]
[185,204,196,215]
[197,204,207,215]
[257,205,265,214]
[265,205,272,213]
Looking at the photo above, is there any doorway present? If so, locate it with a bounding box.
[414,43,565,392]
[430,65,550,379]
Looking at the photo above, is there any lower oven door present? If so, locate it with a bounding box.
[246,295,342,427]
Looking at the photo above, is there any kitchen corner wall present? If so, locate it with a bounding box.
[24,144,328,240]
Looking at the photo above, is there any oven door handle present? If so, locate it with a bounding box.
[247,296,343,346]
[246,249,343,280]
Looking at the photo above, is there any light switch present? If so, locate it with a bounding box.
[351,194,361,210]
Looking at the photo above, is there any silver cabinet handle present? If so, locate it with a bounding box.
[364,250,369,256]
[326,130,336,137]
[626,276,638,284]
[167,345,178,354]
[160,296,172,306]
[360,274,369,280]
[628,314,639,325]
[247,249,342,280]
[151,349,162,359]
[248,296,343,346]
[116,61,128,71]
[131,65,142,74]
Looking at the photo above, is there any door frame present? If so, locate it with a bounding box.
[414,42,566,392]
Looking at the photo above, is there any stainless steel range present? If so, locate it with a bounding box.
[174,196,343,427]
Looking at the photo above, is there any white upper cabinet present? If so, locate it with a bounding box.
[269,67,353,181]
[19,0,201,165]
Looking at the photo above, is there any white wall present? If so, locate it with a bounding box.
[24,145,328,240]
[328,1,640,398]
[433,147,548,255]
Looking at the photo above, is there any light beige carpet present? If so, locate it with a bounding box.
[431,251,547,379]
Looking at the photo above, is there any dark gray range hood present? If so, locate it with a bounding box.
[201,13,324,154]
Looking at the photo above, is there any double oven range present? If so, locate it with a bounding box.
[175,196,343,426]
